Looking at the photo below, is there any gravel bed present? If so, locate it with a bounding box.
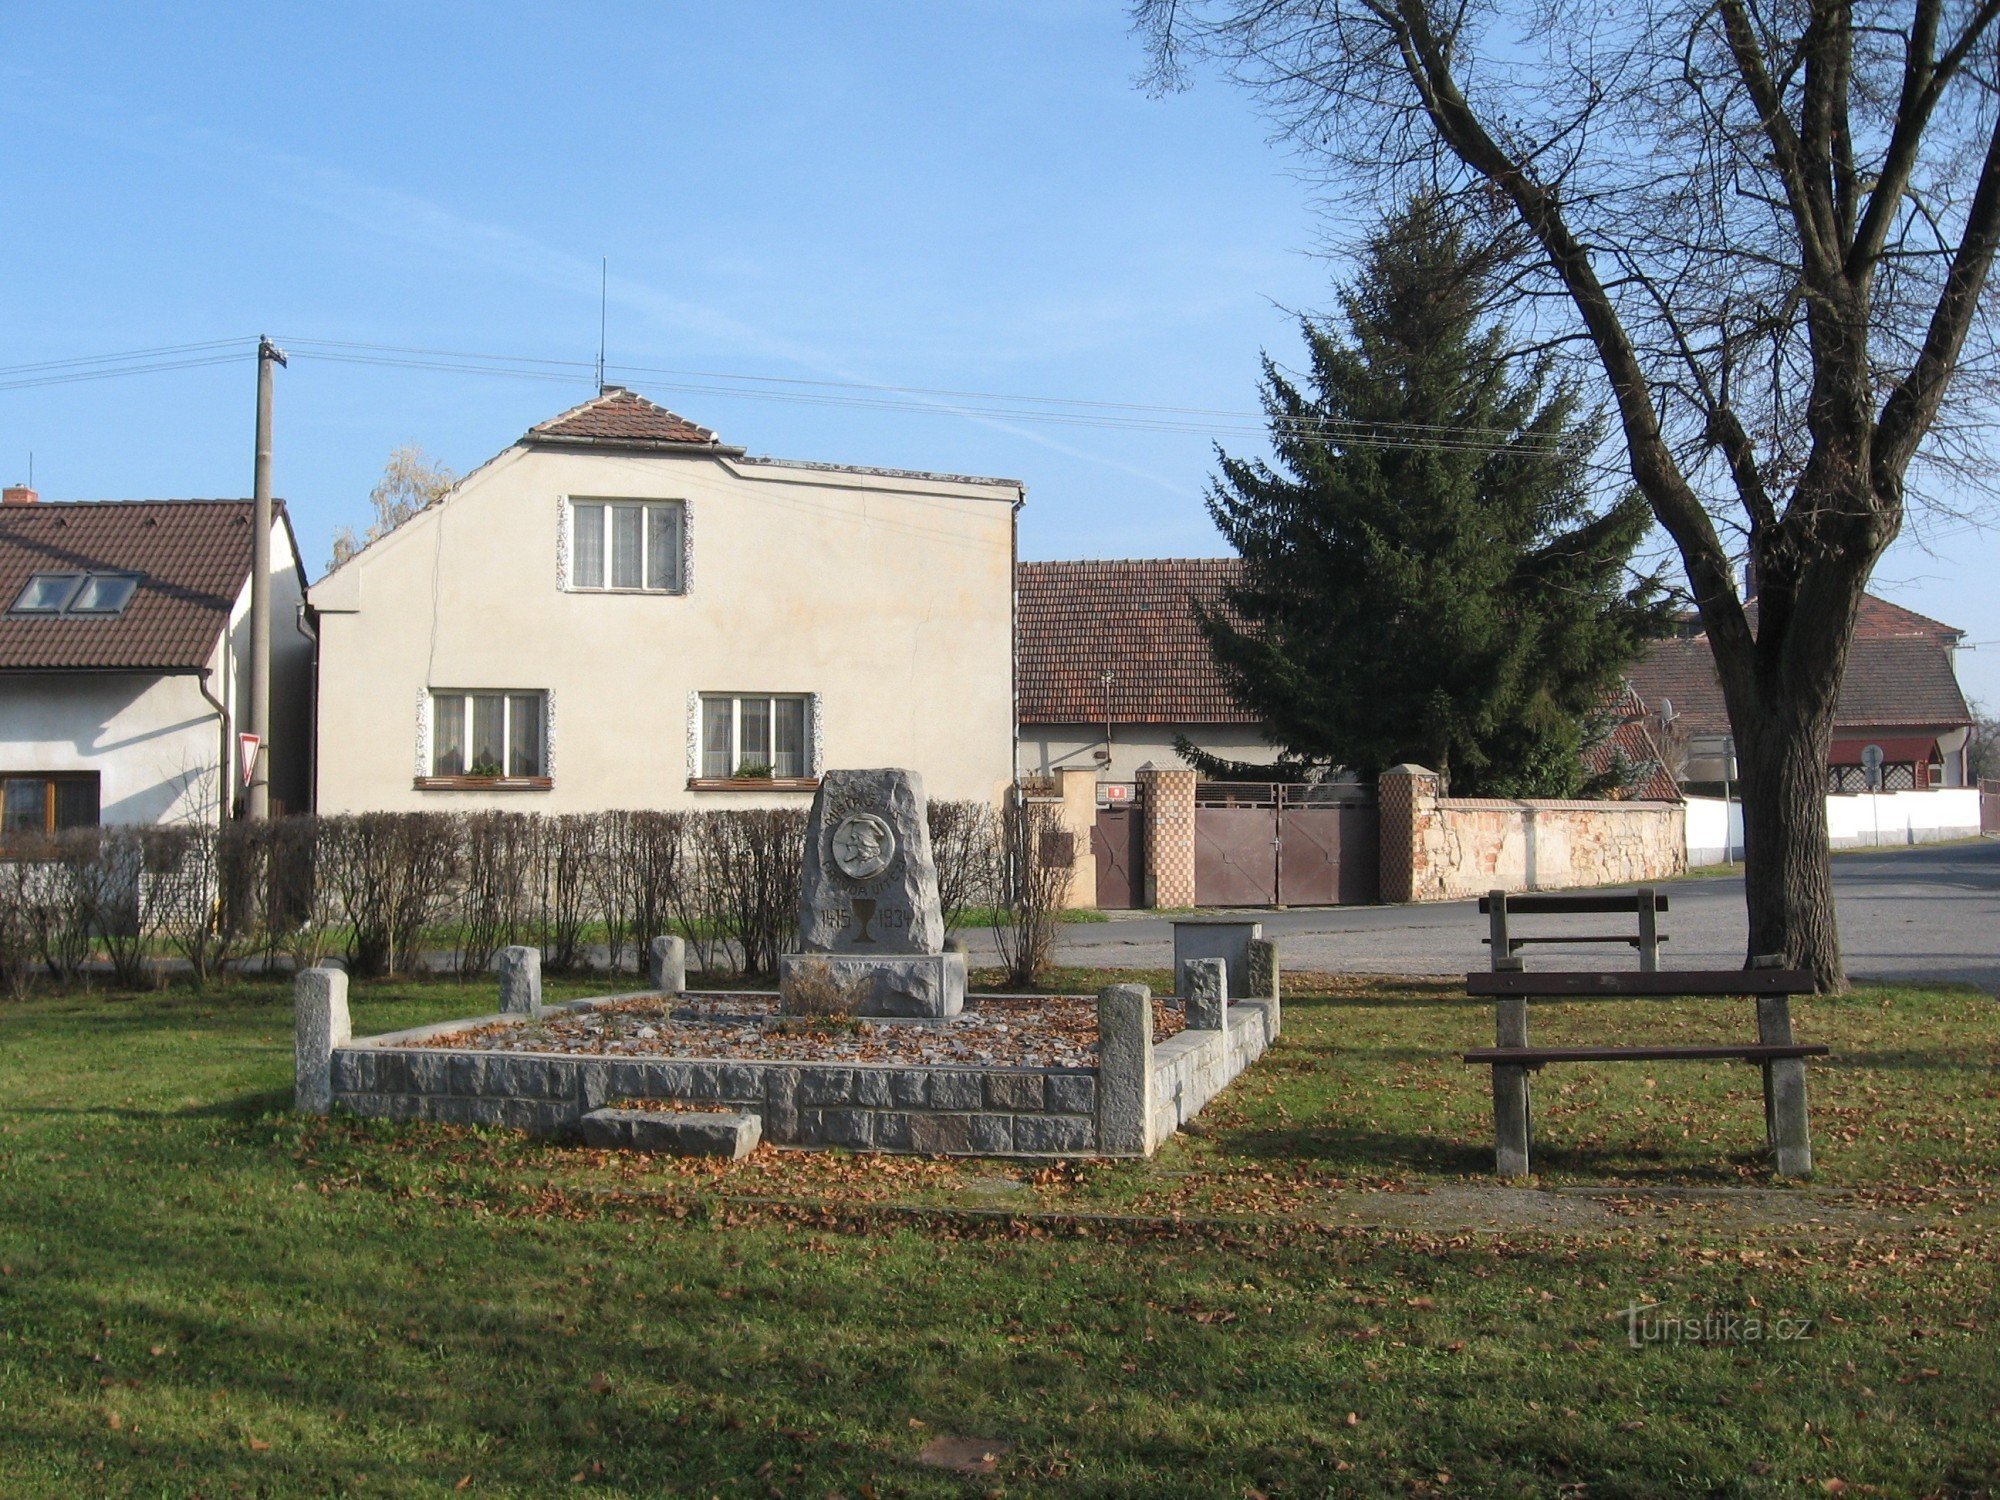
[407,993,1185,1070]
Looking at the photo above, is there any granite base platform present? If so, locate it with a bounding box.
[295,956,1280,1160]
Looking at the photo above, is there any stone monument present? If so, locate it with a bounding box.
[778,768,966,1018]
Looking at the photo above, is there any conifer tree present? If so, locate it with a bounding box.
[1196,198,1671,795]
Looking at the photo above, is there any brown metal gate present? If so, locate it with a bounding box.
[1091,787,1145,909]
[1195,782,1378,907]
[1983,779,2000,836]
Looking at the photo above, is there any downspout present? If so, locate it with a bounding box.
[1010,487,1024,792]
[295,600,319,815]
[196,666,231,833]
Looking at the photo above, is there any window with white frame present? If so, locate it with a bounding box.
[430,691,547,778]
[700,695,811,779]
[568,499,685,592]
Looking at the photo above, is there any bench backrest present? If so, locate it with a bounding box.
[1477,891,1669,914]
[1466,968,1813,999]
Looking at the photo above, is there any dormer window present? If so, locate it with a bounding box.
[10,572,140,617]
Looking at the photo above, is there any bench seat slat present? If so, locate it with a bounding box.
[1466,968,1813,998]
[1478,893,1670,915]
[1464,1043,1830,1065]
[1481,934,1672,946]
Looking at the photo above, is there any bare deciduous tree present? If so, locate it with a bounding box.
[328,445,456,570]
[1139,0,2000,985]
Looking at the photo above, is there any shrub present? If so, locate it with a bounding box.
[322,813,460,978]
[456,811,537,976]
[926,798,997,933]
[988,796,1072,989]
[687,809,807,977]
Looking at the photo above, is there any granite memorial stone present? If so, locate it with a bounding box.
[780,768,965,1018]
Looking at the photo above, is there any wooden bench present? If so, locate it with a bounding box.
[1462,965,1827,1178]
[1480,888,1668,972]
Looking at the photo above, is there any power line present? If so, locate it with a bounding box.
[2,331,1571,456]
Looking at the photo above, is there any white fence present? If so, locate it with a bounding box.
[1686,788,1983,865]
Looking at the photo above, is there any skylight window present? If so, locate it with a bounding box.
[9,572,140,618]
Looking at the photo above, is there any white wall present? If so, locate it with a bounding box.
[311,445,1018,812]
[1826,788,1982,848]
[0,672,226,825]
[1683,795,1744,865]
[1685,789,1981,864]
[1019,723,1283,784]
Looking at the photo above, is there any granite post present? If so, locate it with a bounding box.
[649,935,687,994]
[1095,983,1156,1156]
[1181,957,1227,1031]
[294,967,351,1115]
[498,945,543,1017]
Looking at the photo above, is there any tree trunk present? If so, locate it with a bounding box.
[1734,703,1844,990]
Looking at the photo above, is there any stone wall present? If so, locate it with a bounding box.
[1151,997,1280,1143]
[330,1036,1100,1156]
[1379,765,1686,903]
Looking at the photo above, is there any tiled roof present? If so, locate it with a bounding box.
[527,387,727,449]
[0,501,260,671]
[1585,682,1680,801]
[1628,631,1970,737]
[1017,558,1255,725]
[1855,594,1960,640]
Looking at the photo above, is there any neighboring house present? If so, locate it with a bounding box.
[308,388,1020,813]
[0,489,313,842]
[1583,682,1680,801]
[1015,558,1284,783]
[1629,595,1974,792]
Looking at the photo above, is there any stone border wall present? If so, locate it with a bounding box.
[301,979,1280,1160]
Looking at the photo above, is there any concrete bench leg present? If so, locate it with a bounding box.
[1493,1064,1531,1178]
[1766,1058,1813,1177]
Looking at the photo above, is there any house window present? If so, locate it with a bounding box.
[568,500,684,592]
[0,772,100,847]
[9,572,140,617]
[430,691,546,778]
[700,695,811,779]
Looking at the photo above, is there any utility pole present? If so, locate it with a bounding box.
[246,336,286,821]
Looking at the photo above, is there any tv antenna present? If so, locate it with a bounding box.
[595,257,608,392]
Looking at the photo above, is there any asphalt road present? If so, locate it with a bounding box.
[971,839,2000,992]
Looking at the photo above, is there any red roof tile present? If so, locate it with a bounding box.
[1017,558,1255,725]
[1585,682,1680,800]
[0,501,265,672]
[527,387,725,448]
[1628,630,1970,737]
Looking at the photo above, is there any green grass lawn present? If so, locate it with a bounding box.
[2,970,1997,1496]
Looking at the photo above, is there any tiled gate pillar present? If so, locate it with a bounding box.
[1377,763,1441,904]
[1137,762,1197,909]
[1054,767,1100,910]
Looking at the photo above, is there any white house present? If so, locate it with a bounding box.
[0,489,313,839]
[308,388,1021,813]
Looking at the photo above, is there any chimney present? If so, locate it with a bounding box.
[2,484,36,506]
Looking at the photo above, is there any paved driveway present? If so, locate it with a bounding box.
[973,839,2000,991]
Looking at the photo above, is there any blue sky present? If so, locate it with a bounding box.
[4,2,1996,707]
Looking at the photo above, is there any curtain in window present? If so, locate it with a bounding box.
[702,697,734,778]
[612,505,645,589]
[572,503,606,589]
[738,698,772,772]
[53,778,99,829]
[647,504,683,591]
[774,697,807,777]
[508,694,544,778]
[470,694,506,775]
[2,779,43,834]
[433,695,466,776]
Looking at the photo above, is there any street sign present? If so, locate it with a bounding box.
[1103,783,1132,804]
[1862,743,1885,791]
[237,732,264,788]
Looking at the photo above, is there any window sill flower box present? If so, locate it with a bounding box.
[413,775,555,792]
[686,777,820,793]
